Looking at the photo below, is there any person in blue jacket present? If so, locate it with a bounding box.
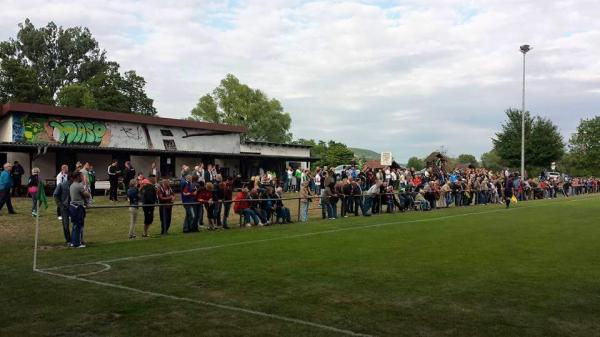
[0,162,16,214]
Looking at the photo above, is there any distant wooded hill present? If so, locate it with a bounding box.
[350,147,380,160]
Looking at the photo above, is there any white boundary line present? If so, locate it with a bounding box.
[35,268,373,337]
[34,195,597,337]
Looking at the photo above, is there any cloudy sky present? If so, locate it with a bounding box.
[1,0,600,161]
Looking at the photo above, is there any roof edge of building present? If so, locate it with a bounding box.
[242,140,313,148]
[0,102,247,134]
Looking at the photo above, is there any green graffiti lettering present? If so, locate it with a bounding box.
[93,123,107,142]
[49,120,107,145]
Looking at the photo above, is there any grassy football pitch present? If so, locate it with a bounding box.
[1,195,599,336]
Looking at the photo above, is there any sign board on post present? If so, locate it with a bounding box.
[380,152,392,166]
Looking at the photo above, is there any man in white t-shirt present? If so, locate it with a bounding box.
[55,164,69,220]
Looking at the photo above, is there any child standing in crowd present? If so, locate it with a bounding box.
[157,178,174,235]
[299,181,314,222]
[221,177,234,228]
[127,180,139,239]
[140,176,157,237]
[28,167,41,217]
[199,182,215,229]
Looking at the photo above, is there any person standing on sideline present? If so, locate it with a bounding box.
[56,164,69,219]
[191,176,203,229]
[53,173,72,245]
[126,180,139,239]
[123,161,136,192]
[299,181,314,222]
[79,162,93,205]
[69,172,90,248]
[28,168,41,217]
[88,164,96,196]
[139,176,157,237]
[0,162,16,214]
[157,178,174,235]
[295,168,302,192]
[11,161,24,197]
[221,176,234,228]
[151,162,159,178]
[285,166,293,192]
[212,175,225,228]
[181,174,196,233]
[107,159,120,202]
[504,175,514,209]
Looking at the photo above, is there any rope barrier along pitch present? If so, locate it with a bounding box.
[73,193,401,209]
[38,194,598,273]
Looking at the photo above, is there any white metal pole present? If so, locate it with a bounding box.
[521,51,526,180]
[33,200,40,271]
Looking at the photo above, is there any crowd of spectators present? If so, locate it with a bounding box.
[1,159,598,249]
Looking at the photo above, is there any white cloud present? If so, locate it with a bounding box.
[1,0,600,162]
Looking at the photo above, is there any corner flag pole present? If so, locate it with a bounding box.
[33,200,40,271]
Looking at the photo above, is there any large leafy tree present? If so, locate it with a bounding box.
[529,116,565,167]
[0,19,156,115]
[565,116,600,176]
[406,156,425,170]
[190,74,292,142]
[56,83,97,109]
[457,154,478,167]
[480,149,505,172]
[492,108,564,170]
[293,138,354,167]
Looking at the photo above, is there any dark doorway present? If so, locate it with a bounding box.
[160,155,175,178]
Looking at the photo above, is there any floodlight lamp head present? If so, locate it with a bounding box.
[520,44,531,54]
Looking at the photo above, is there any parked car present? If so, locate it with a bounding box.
[334,165,349,176]
[547,171,560,180]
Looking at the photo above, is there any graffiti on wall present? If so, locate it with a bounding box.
[13,113,112,146]
[49,120,108,145]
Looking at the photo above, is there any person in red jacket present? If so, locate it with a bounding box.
[220,176,234,228]
[233,188,262,227]
[197,182,214,229]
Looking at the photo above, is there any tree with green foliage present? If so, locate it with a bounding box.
[529,116,565,167]
[480,149,505,172]
[0,19,156,115]
[191,74,292,143]
[323,141,355,167]
[406,157,425,170]
[56,83,97,109]
[293,138,354,168]
[457,154,478,167]
[565,116,600,176]
[492,108,564,171]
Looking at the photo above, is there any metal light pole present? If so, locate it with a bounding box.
[520,44,531,180]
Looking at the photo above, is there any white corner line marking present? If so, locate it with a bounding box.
[34,196,596,336]
[35,268,373,337]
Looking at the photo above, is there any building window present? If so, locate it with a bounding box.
[160,129,174,136]
[163,139,177,151]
